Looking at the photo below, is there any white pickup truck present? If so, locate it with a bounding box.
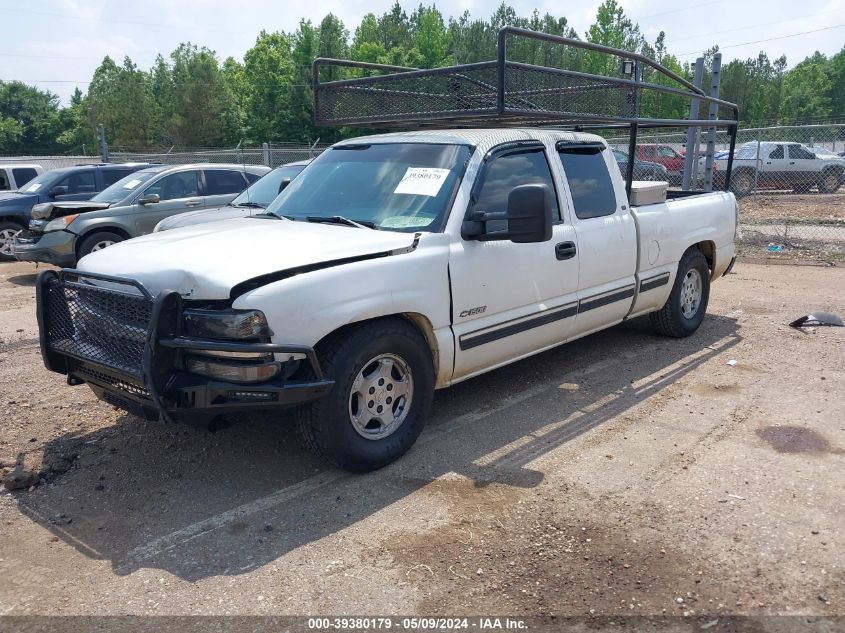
[36,129,737,472]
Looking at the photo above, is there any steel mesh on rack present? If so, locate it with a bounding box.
[314,27,739,132]
[43,275,153,379]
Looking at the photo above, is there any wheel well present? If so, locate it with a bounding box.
[313,313,439,377]
[75,226,132,256]
[692,241,715,274]
[0,215,27,229]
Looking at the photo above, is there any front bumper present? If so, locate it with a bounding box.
[13,229,77,266]
[36,269,334,427]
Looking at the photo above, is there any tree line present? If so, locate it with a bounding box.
[1,0,844,154]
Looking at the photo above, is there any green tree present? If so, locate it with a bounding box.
[241,31,295,142]
[85,56,157,148]
[584,0,642,76]
[781,52,833,123]
[0,81,64,153]
[411,5,450,68]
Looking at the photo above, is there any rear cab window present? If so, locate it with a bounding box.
[12,168,38,188]
[556,142,617,220]
[101,169,134,187]
[204,169,248,195]
[471,145,560,232]
[0,169,9,191]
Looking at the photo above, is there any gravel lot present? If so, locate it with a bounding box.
[0,259,843,621]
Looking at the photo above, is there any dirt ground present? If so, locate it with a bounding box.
[740,192,845,222]
[0,259,843,623]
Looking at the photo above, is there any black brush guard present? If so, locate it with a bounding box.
[36,269,334,427]
[313,26,740,197]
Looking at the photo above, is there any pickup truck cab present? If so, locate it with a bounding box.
[0,164,43,192]
[37,129,737,472]
[709,141,845,196]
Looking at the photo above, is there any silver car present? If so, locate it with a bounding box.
[154,160,310,232]
[13,163,270,266]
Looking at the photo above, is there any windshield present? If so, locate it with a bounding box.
[19,170,61,194]
[91,170,160,204]
[266,143,472,232]
[231,164,307,208]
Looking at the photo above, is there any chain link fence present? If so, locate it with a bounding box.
[6,126,845,261]
[606,123,845,261]
[109,142,329,168]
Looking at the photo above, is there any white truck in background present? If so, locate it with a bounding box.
[36,129,737,472]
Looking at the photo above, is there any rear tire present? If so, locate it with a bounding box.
[0,220,24,262]
[295,318,435,472]
[730,170,755,197]
[650,248,711,338]
[818,169,842,194]
[77,231,124,260]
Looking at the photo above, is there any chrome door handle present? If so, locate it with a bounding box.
[185,199,202,207]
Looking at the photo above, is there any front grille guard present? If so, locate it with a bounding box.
[36,269,325,423]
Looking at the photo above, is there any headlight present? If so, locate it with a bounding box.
[182,308,273,340]
[31,203,52,219]
[185,356,280,383]
[44,214,78,232]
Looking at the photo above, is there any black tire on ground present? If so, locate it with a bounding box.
[295,318,435,472]
[650,248,711,338]
[77,231,124,260]
[730,170,755,197]
[817,169,843,194]
[0,220,24,262]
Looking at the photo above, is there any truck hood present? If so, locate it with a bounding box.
[77,217,418,300]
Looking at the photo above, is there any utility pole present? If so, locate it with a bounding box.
[703,53,722,191]
[681,57,705,190]
[97,124,109,163]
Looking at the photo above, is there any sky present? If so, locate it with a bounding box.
[1,0,844,103]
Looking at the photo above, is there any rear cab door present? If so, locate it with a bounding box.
[555,141,638,337]
[786,144,818,186]
[449,140,579,381]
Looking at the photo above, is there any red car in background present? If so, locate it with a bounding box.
[636,144,685,182]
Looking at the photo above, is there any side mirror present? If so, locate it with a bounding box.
[138,193,160,205]
[506,184,554,243]
[461,184,553,243]
[278,177,292,193]
[49,186,68,198]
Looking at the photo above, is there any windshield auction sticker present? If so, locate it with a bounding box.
[394,167,450,197]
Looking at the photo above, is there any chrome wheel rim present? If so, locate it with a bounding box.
[348,353,413,440]
[824,174,837,190]
[90,239,115,252]
[0,228,20,257]
[680,268,703,319]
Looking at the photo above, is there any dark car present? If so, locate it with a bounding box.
[0,163,156,260]
[611,149,669,181]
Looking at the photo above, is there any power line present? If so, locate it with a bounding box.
[665,7,845,45]
[676,23,845,57]
[636,1,724,20]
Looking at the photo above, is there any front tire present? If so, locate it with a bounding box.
[650,248,711,338]
[77,231,124,260]
[295,318,435,472]
[0,221,24,262]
